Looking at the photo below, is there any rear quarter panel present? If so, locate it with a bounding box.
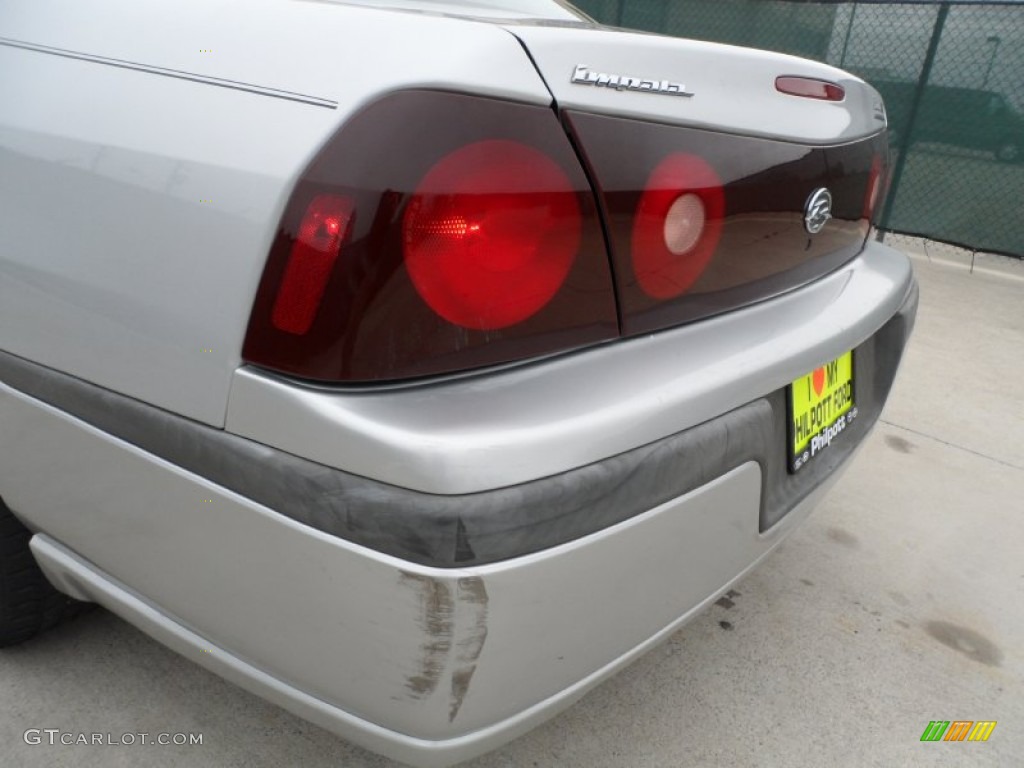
[0,0,550,424]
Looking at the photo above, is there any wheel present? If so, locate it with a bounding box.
[995,141,1021,163]
[0,497,88,646]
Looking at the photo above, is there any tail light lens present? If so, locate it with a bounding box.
[244,91,887,383]
[566,110,865,336]
[243,91,617,383]
[865,137,893,227]
[863,153,883,221]
[403,140,582,330]
[271,194,355,335]
[630,153,724,299]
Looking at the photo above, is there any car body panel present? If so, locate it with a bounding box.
[0,0,553,111]
[312,0,588,22]
[0,0,551,425]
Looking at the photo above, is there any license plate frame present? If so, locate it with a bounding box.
[788,351,858,473]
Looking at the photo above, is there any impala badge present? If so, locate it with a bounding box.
[571,65,694,97]
[804,188,833,234]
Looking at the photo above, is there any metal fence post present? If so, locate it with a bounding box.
[839,2,858,67]
[877,2,950,237]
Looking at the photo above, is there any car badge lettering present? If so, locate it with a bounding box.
[804,187,833,234]
[571,65,694,98]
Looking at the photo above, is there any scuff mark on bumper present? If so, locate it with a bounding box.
[399,571,489,721]
[400,572,453,698]
[449,576,489,722]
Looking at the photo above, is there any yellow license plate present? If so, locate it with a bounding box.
[789,351,856,472]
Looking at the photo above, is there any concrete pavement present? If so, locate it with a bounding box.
[1,245,1021,767]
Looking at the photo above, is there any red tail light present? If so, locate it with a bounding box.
[630,153,724,299]
[863,153,883,221]
[243,91,617,383]
[271,194,355,335]
[403,140,582,330]
[565,111,875,336]
[245,91,886,383]
[864,140,892,228]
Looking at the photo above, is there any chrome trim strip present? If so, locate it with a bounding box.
[0,36,338,109]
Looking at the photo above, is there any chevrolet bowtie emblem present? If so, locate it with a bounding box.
[804,188,833,234]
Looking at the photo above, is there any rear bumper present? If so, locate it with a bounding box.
[0,247,917,766]
[0,242,917,568]
[27,460,833,768]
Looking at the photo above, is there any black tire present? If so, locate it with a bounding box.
[0,497,88,646]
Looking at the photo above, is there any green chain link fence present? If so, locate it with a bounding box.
[572,0,1024,258]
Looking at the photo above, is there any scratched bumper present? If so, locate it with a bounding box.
[4,366,841,766]
[25,451,819,768]
[0,273,917,766]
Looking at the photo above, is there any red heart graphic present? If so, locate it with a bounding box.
[812,366,826,397]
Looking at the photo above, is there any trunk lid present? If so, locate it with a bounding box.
[508,23,889,337]
[507,23,886,144]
